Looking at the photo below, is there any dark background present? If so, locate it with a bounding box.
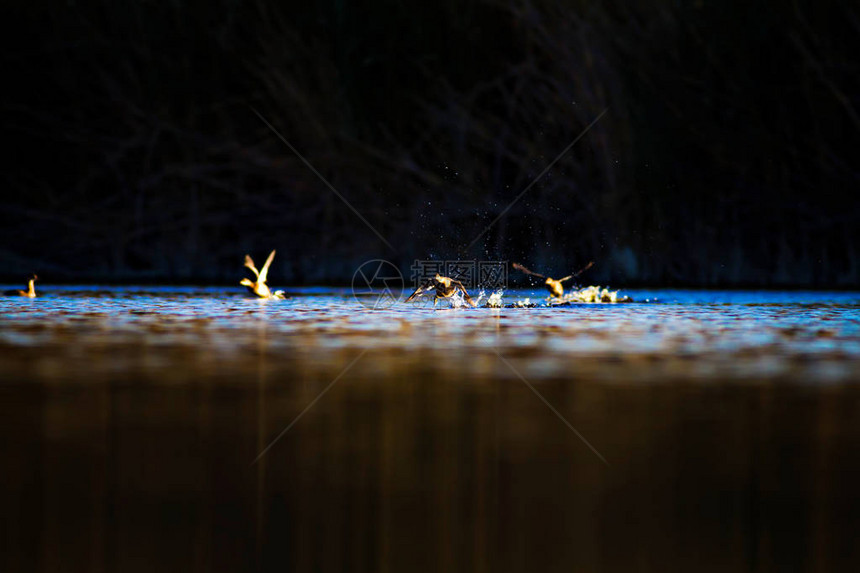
[3,0,859,287]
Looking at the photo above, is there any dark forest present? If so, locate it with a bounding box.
[4,0,859,286]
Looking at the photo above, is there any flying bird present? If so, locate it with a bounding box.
[512,261,593,298]
[241,250,286,299]
[405,274,477,308]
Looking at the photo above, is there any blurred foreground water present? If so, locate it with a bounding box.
[2,287,860,572]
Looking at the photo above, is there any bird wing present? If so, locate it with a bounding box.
[559,261,594,283]
[244,255,260,279]
[451,279,477,307]
[512,263,545,279]
[405,279,433,303]
[258,250,276,283]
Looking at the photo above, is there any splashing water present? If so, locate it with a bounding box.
[473,288,487,307]
[448,290,471,308]
[485,289,504,308]
[471,288,506,308]
[480,285,631,308]
[558,285,632,304]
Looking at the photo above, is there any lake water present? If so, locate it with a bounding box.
[2,287,860,572]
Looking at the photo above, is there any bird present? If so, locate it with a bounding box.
[3,274,38,298]
[240,250,285,299]
[512,261,593,298]
[405,273,477,307]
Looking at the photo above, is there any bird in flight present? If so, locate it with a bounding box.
[512,261,593,298]
[241,250,286,299]
[405,274,477,308]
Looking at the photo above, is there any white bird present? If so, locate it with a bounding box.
[240,250,285,299]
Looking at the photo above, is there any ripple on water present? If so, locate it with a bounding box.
[1,286,859,383]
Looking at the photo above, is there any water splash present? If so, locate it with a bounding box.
[473,288,487,306]
[556,286,632,304]
[448,290,471,309]
[472,288,506,308]
[485,289,504,308]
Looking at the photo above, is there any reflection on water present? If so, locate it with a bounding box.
[2,287,860,571]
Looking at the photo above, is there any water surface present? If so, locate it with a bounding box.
[2,287,860,572]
